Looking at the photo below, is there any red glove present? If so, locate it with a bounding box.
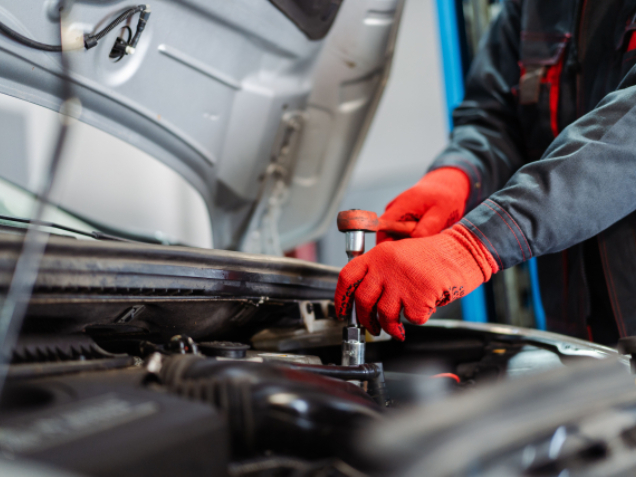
[335,224,498,341]
[377,167,471,244]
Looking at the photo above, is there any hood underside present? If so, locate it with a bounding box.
[0,0,404,253]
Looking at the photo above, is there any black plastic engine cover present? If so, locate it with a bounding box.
[0,369,228,477]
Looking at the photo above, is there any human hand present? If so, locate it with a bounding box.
[376,168,471,244]
[336,225,497,340]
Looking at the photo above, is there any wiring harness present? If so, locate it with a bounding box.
[0,4,150,56]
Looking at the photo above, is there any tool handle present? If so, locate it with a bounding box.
[337,209,417,235]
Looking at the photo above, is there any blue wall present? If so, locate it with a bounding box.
[435,0,545,327]
[435,0,488,323]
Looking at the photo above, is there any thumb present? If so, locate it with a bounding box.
[412,207,461,238]
[335,257,369,320]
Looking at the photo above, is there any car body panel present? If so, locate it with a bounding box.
[0,0,404,252]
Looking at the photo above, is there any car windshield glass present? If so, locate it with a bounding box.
[0,94,213,248]
[0,177,183,244]
[0,176,99,240]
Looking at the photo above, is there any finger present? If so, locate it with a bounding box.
[376,290,405,341]
[380,207,424,223]
[354,279,382,336]
[334,257,368,321]
[412,206,458,238]
[402,300,436,326]
[378,221,418,243]
[381,191,424,221]
[375,230,411,245]
[434,286,466,307]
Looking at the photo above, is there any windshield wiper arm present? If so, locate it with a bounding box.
[0,214,131,242]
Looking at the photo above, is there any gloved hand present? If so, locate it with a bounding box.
[335,224,498,341]
[377,167,471,244]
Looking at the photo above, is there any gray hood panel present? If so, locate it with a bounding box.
[0,0,403,251]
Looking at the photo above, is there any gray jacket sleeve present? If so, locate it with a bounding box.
[430,0,526,210]
[461,82,636,270]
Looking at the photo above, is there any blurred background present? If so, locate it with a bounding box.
[0,0,541,328]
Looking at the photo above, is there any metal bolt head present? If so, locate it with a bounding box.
[343,326,365,342]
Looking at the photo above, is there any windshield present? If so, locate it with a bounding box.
[0,176,197,245]
[0,93,213,248]
[0,176,99,240]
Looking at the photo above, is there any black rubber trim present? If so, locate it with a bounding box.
[269,0,344,40]
[0,232,338,341]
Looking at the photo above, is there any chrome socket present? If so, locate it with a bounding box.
[341,326,366,366]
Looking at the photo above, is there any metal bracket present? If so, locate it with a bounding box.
[299,300,335,333]
[116,304,146,324]
[240,111,306,255]
[299,301,316,333]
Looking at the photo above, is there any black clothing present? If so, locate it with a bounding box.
[430,0,636,340]
[583,238,619,345]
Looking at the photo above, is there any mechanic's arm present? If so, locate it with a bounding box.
[378,0,525,243]
[461,80,636,270]
[337,80,636,340]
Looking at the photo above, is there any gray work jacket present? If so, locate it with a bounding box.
[431,0,636,340]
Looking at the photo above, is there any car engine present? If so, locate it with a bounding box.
[0,233,628,477]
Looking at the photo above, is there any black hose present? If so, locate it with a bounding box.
[0,21,62,52]
[285,363,381,381]
[284,363,390,407]
[158,357,380,461]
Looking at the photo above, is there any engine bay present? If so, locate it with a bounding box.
[0,233,629,477]
[3,1,636,476]
[1,316,623,477]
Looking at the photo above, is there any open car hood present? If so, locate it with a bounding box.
[0,0,404,252]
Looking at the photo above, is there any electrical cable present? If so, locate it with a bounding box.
[84,5,149,50]
[0,22,61,52]
[90,6,145,42]
[0,2,152,404]
[0,214,130,242]
[111,26,132,62]
[0,1,76,401]
[0,4,149,53]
